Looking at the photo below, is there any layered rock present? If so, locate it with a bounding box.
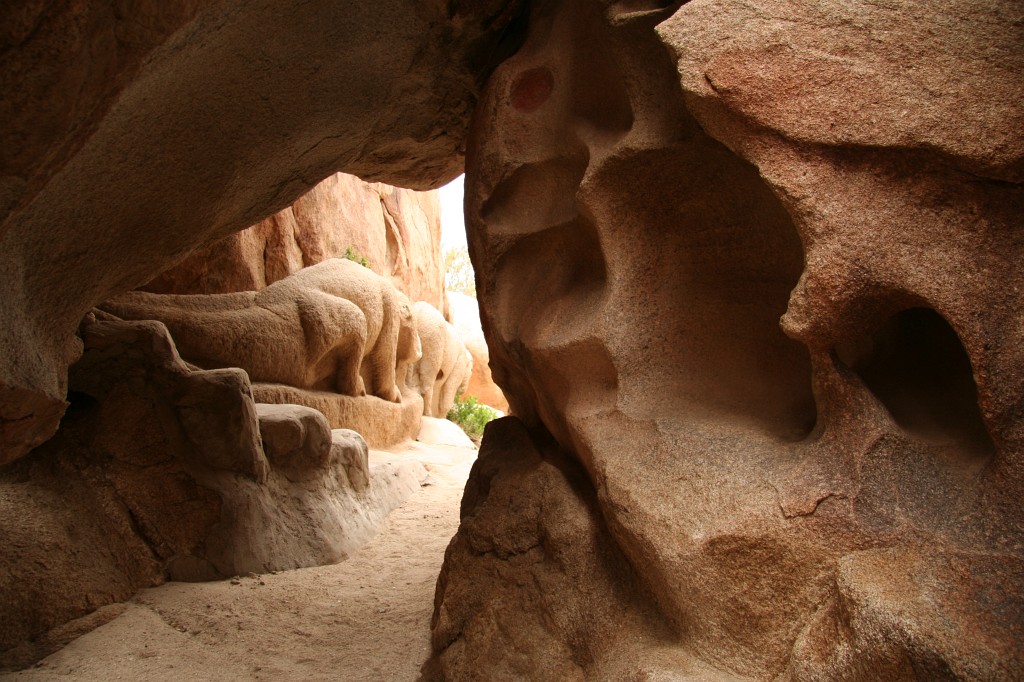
[408,302,473,418]
[0,317,426,661]
[447,292,509,412]
[142,172,446,312]
[429,0,1024,679]
[0,0,527,463]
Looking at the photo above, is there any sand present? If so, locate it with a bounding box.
[2,427,476,682]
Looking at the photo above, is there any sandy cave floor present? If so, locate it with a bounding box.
[2,435,477,682]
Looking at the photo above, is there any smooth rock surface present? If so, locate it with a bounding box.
[417,416,476,450]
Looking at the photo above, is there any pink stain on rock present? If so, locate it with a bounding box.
[510,67,554,112]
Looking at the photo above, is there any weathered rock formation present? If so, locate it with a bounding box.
[409,302,473,419]
[103,259,418,402]
[1,0,1020,677]
[0,317,426,662]
[0,0,528,659]
[142,172,446,313]
[0,0,526,463]
[429,0,1024,679]
[101,259,427,448]
[447,292,509,412]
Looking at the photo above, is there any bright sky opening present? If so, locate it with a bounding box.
[439,174,467,252]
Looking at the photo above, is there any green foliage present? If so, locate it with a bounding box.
[340,246,371,268]
[443,246,475,298]
[447,392,498,444]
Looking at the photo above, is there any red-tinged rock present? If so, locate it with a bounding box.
[142,172,447,314]
[427,0,1024,679]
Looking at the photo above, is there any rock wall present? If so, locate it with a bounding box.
[143,172,446,313]
[429,0,1023,679]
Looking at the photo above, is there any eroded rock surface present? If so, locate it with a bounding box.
[429,0,1024,679]
[0,0,526,463]
[102,259,418,402]
[143,172,446,313]
[0,318,426,662]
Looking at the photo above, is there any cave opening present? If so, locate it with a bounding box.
[838,307,995,459]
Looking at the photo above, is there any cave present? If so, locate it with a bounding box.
[1,0,1022,680]
[840,307,996,459]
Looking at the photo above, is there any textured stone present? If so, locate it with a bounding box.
[429,0,1024,678]
[143,172,446,313]
[250,384,424,450]
[101,259,419,403]
[255,403,334,482]
[427,417,724,681]
[0,318,426,657]
[0,0,527,463]
[408,302,473,418]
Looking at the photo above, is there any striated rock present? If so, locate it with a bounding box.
[0,0,527,463]
[101,259,419,403]
[409,302,473,418]
[429,0,1023,679]
[447,292,509,412]
[0,317,426,659]
[142,172,446,313]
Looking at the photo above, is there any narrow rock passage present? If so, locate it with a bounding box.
[4,433,476,682]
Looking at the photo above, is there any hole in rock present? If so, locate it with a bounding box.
[441,174,478,299]
[64,390,99,418]
[585,139,817,442]
[837,307,995,457]
[609,0,687,19]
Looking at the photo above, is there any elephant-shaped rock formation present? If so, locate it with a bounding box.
[101,259,427,447]
[408,302,473,418]
[102,259,417,402]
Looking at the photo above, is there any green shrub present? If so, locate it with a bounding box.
[340,246,371,268]
[447,392,498,444]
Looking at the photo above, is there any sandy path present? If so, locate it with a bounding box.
[4,437,474,682]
